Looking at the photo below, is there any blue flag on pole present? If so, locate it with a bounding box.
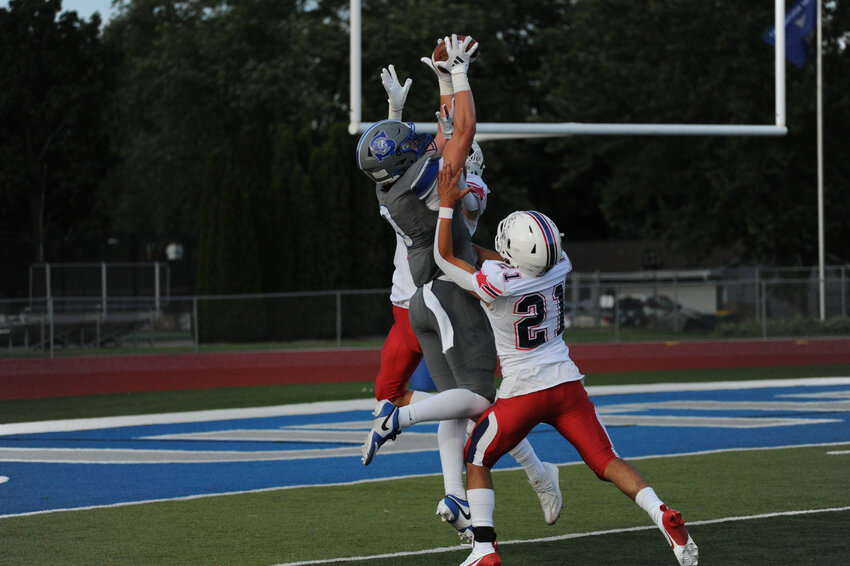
[763,0,817,68]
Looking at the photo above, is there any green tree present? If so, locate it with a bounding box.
[195,149,266,341]
[101,0,350,257]
[535,0,849,265]
[68,0,850,303]
[259,124,299,293]
[0,0,112,263]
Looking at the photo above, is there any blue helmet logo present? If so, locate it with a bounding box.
[370,131,396,162]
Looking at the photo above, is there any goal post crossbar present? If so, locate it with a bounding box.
[348,0,788,139]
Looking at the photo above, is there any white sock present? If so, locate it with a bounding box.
[399,388,491,428]
[474,541,496,553]
[509,438,547,484]
[635,486,665,528]
[467,488,495,528]
[438,419,467,499]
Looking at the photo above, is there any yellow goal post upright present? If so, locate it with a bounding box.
[348,0,789,141]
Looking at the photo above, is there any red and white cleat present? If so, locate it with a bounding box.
[458,541,501,566]
[660,505,699,566]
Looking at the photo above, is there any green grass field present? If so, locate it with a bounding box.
[2,364,849,565]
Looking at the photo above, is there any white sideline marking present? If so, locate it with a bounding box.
[0,432,438,463]
[828,450,850,455]
[1,377,848,435]
[0,398,377,435]
[2,441,848,521]
[270,506,850,566]
[586,376,850,396]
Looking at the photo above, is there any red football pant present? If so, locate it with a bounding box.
[465,380,618,479]
[375,305,423,402]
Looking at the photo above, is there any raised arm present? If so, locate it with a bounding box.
[433,34,477,171]
[380,64,412,121]
[421,42,455,152]
[433,163,482,297]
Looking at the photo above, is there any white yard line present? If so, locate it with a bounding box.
[0,398,377,435]
[2,377,849,435]
[2,441,848,520]
[1,376,848,521]
[585,376,850,396]
[270,506,850,565]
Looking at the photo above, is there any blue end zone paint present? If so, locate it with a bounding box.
[1,380,849,517]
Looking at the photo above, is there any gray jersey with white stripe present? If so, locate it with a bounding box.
[375,153,497,400]
[376,154,477,288]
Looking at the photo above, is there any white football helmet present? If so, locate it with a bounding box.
[495,211,563,276]
[465,141,485,177]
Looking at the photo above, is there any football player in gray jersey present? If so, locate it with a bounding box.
[367,63,564,542]
[356,36,562,543]
[356,34,492,460]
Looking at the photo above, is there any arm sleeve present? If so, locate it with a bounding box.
[433,217,480,294]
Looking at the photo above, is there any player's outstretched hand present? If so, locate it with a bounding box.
[437,162,470,208]
[435,99,455,139]
[436,34,479,75]
[380,64,412,115]
[421,55,453,89]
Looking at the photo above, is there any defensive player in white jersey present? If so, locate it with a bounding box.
[366,61,562,541]
[433,163,699,566]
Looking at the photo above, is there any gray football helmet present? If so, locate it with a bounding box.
[355,120,436,184]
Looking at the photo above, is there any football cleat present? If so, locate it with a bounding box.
[458,541,501,566]
[530,462,562,525]
[360,400,401,466]
[660,505,699,566]
[436,495,474,543]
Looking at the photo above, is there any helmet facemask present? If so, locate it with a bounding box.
[465,142,485,177]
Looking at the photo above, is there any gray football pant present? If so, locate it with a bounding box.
[408,278,497,403]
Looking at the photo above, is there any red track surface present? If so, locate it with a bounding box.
[1,338,849,400]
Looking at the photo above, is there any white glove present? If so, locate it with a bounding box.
[380,64,412,120]
[435,99,455,139]
[420,52,453,97]
[434,34,479,76]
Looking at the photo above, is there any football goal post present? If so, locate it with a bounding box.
[348,0,790,140]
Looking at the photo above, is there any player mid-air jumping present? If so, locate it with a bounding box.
[356,37,561,542]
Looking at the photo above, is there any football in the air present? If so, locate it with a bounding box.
[432,35,479,62]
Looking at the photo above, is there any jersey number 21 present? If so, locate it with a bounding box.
[515,283,566,349]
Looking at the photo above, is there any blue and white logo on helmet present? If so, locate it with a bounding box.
[370,131,396,162]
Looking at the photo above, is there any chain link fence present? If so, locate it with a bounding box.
[1,266,848,356]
